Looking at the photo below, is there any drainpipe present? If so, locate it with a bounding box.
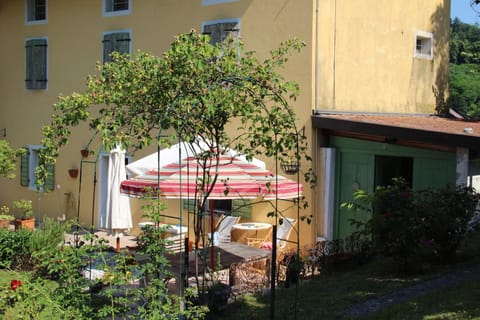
[315,0,320,112]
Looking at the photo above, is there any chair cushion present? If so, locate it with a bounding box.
[260,242,273,250]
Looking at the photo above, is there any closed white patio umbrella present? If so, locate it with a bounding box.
[99,145,132,251]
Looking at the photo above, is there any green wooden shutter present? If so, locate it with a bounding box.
[231,199,251,219]
[20,148,30,187]
[25,39,47,89]
[114,32,130,55]
[204,22,239,44]
[44,164,55,191]
[103,32,130,63]
[103,33,114,63]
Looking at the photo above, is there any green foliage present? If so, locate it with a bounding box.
[0,215,207,319]
[450,18,480,64]
[0,218,68,271]
[0,228,32,269]
[343,178,480,272]
[447,63,480,119]
[0,140,24,180]
[13,199,33,219]
[0,205,14,222]
[414,185,480,261]
[448,19,480,119]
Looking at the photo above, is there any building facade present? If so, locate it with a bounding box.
[1,0,465,247]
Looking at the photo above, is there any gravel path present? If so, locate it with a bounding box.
[343,263,480,317]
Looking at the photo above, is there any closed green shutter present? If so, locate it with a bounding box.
[203,22,239,44]
[44,164,55,191]
[103,32,130,63]
[231,199,251,219]
[20,149,30,187]
[25,39,47,89]
[114,32,130,55]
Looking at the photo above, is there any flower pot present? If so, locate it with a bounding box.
[0,219,11,228]
[14,218,35,231]
[80,149,89,158]
[68,169,79,178]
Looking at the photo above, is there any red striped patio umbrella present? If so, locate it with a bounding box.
[120,155,302,200]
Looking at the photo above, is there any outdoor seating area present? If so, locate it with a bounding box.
[65,217,303,297]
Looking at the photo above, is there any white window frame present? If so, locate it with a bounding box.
[202,0,239,6]
[102,30,132,64]
[414,31,434,60]
[103,0,131,17]
[25,0,47,25]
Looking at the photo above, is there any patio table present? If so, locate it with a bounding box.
[231,222,272,245]
[165,241,271,277]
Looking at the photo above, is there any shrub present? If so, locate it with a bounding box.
[344,178,480,271]
[414,185,480,261]
[0,228,32,269]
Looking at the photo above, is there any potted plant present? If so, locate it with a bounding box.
[0,205,14,228]
[13,200,34,231]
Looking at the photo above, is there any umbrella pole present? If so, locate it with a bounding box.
[210,201,215,270]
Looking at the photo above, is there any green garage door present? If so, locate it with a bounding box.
[335,152,374,240]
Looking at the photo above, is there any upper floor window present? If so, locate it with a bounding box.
[25,0,47,24]
[25,38,48,90]
[202,0,239,6]
[203,20,240,44]
[102,31,131,63]
[103,0,131,17]
[414,31,434,60]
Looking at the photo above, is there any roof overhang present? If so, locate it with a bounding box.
[312,112,480,154]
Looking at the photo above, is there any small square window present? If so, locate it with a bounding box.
[104,0,131,16]
[25,0,47,24]
[414,31,433,60]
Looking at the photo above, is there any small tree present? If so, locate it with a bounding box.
[37,31,315,314]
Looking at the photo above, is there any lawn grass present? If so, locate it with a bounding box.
[365,273,480,320]
[212,231,480,320]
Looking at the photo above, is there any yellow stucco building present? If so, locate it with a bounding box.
[2,0,465,248]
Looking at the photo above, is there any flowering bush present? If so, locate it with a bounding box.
[344,177,480,271]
